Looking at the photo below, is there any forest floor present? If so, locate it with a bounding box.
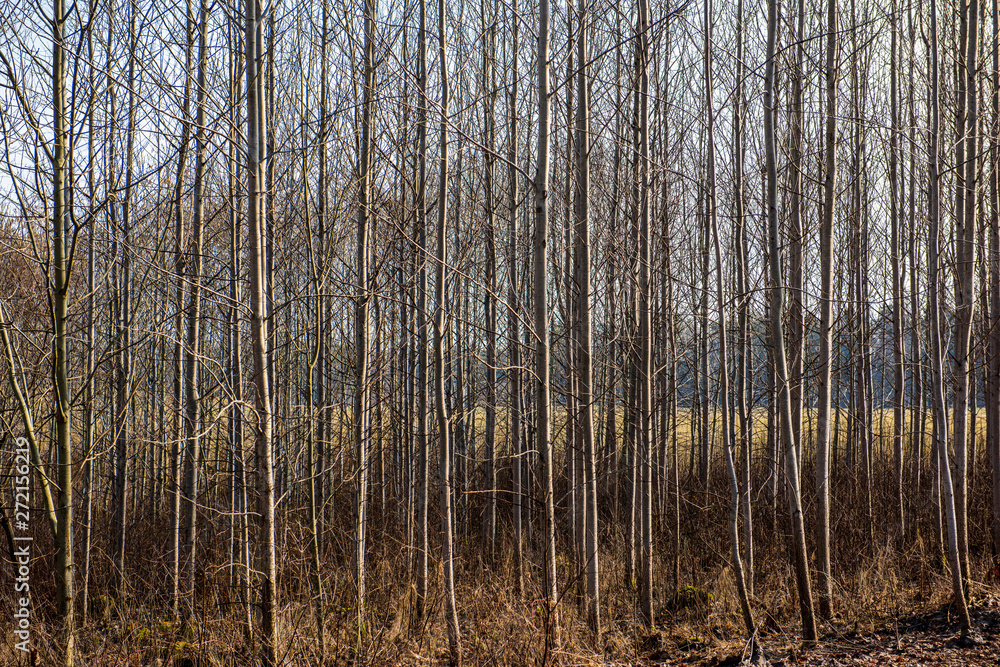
[648,594,1000,666]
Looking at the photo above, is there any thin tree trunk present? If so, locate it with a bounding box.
[181,0,208,619]
[415,0,431,619]
[704,0,756,642]
[889,0,906,537]
[82,1,98,619]
[354,0,375,642]
[952,0,979,589]
[636,0,654,626]
[51,0,74,655]
[303,109,326,661]
[927,0,971,634]
[483,5,498,553]
[506,0,524,596]
[574,0,600,633]
[764,0,817,641]
[246,0,279,658]
[171,0,194,617]
[434,2,462,660]
[732,0,753,599]
[227,16,252,637]
[989,0,1000,564]
[534,0,559,640]
[816,0,839,619]
[788,0,806,463]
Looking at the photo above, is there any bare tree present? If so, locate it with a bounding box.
[574,0,600,633]
[506,0,525,595]
[246,0,279,658]
[354,0,375,640]
[51,0,75,656]
[927,0,971,636]
[816,0,839,620]
[951,0,979,588]
[764,0,816,641]
[704,0,756,645]
[415,0,431,619]
[434,0,462,660]
[636,0,653,626]
[534,0,559,639]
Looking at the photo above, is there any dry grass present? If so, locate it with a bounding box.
[0,408,994,665]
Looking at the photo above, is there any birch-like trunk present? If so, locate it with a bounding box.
[636,0,654,626]
[927,0,971,635]
[246,0,279,658]
[506,0,524,594]
[705,0,756,642]
[816,0,839,619]
[764,0,816,641]
[354,0,374,641]
[534,0,559,639]
[951,0,978,588]
[574,0,600,633]
[434,1,462,660]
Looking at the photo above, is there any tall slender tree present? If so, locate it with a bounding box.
[927,0,971,635]
[534,0,559,638]
[434,0,462,660]
[51,0,75,656]
[636,0,654,626]
[951,0,979,588]
[574,0,600,633]
[816,0,839,619]
[764,0,816,641]
[246,0,279,658]
[354,0,375,639]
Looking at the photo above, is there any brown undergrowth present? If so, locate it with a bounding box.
[0,430,997,665]
[1,518,996,665]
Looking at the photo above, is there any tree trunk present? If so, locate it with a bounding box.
[764,0,817,641]
[636,0,654,626]
[171,0,194,617]
[354,0,375,642]
[415,0,431,620]
[816,0,839,619]
[246,0,279,658]
[51,0,75,657]
[951,0,978,589]
[927,0,971,634]
[705,0,756,643]
[534,0,559,640]
[483,5,498,553]
[989,0,1000,565]
[574,0,600,633]
[888,0,906,538]
[180,0,208,618]
[434,2,462,660]
[506,0,524,596]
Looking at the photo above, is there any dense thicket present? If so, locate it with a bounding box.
[1,0,999,662]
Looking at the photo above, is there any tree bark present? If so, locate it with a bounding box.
[636,0,654,626]
[705,0,756,643]
[246,0,279,658]
[816,0,839,620]
[927,0,971,634]
[574,0,600,633]
[434,1,462,661]
[764,0,817,641]
[354,0,375,642]
[951,0,978,589]
[51,0,75,657]
[534,0,559,640]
